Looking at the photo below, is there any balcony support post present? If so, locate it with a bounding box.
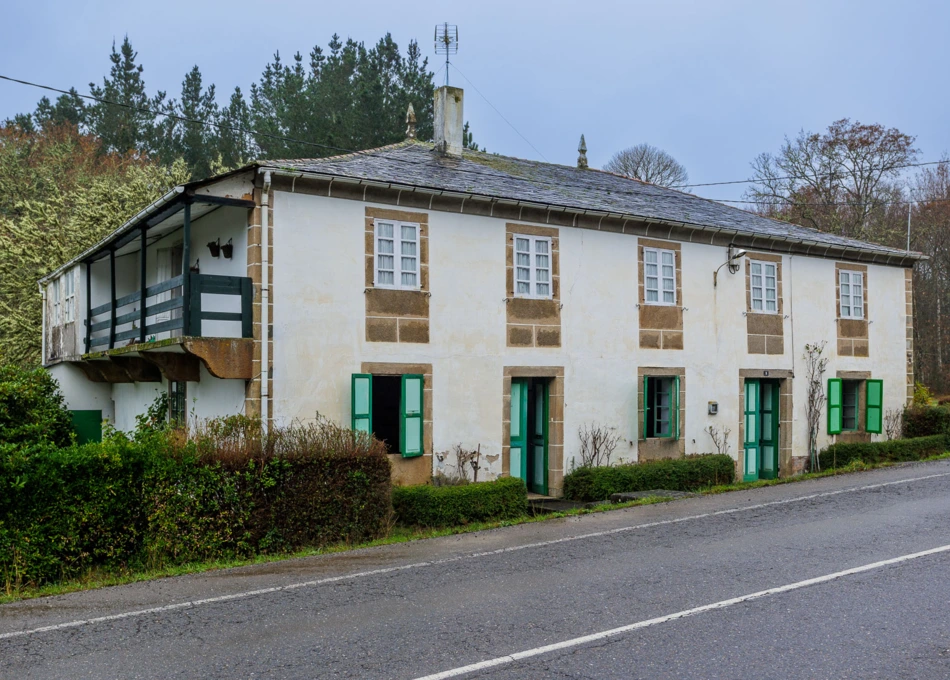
[139,226,147,343]
[109,248,116,349]
[181,201,192,336]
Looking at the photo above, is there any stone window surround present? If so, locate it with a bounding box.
[364,207,430,344]
[506,223,561,348]
[638,238,684,350]
[501,366,565,497]
[745,252,785,356]
[737,369,799,478]
[835,369,872,444]
[361,361,434,486]
[637,366,686,460]
[836,262,869,358]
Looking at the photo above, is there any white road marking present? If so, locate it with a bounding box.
[413,543,950,680]
[2,470,948,641]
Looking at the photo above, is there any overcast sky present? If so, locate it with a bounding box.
[2,0,947,201]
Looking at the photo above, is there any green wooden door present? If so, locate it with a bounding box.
[743,380,759,482]
[70,410,102,445]
[528,380,549,495]
[758,381,780,479]
[510,378,529,483]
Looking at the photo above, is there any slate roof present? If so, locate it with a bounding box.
[264,140,918,262]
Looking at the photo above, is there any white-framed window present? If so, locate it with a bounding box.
[750,261,777,313]
[839,270,864,319]
[644,247,676,305]
[375,219,419,289]
[51,278,61,324]
[514,234,552,299]
[62,270,75,323]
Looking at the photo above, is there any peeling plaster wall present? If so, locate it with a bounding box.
[269,190,909,486]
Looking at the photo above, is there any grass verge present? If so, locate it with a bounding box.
[5,453,949,605]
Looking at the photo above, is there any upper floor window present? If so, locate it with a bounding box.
[514,235,552,299]
[644,247,676,305]
[51,278,61,324]
[375,219,419,289]
[62,271,75,323]
[840,270,864,319]
[750,261,777,313]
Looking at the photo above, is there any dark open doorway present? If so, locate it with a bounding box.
[372,375,402,454]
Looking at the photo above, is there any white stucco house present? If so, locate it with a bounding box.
[40,85,920,495]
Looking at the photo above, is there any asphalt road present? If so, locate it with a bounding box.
[4,461,950,679]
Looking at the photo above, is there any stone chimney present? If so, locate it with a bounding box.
[433,85,464,156]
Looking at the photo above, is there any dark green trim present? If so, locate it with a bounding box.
[351,373,372,435]
[827,378,843,435]
[400,374,424,458]
[866,379,884,434]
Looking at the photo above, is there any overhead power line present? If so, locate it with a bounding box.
[673,160,948,189]
[2,73,948,213]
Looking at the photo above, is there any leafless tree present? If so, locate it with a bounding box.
[803,342,829,472]
[884,408,903,441]
[604,143,689,188]
[578,423,620,468]
[704,425,732,456]
[746,119,918,242]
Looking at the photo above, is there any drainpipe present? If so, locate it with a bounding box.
[39,281,47,365]
[260,170,272,434]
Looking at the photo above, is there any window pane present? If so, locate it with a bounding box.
[378,222,393,238]
[401,241,416,256]
[517,282,531,294]
[401,272,417,286]
[517,267,530,281]
[536,283,550,296]
[378,271,394,285]
[401,225,416,241]
[663,290,675,303]
[661,251,674,265]
[662,278,674,291]
[535,239,549,254]
[751,262,761,275]
[536,254,549,268]
[401,257,416,272]
[662,264,674,279]
[765,276,775,288]
[647,289,658,302]
[517,252,530,266]
[378,255,393,270]
[536,268,549,283]
[753,298,763,311]
[766,299,776,312]
[378,238,393,254]
[646,276,658,289]
[645,250,657,263]
[752,275,762,288]
[516,238,529,251]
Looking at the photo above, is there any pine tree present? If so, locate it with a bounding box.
[217,87,254,168]
[171,66,219,178]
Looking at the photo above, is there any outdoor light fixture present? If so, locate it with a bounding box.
[222,238,234,259]
[207,238,221,258]
[713,245,748,287]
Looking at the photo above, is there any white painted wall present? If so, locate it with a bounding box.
[113,381,167,432]
[48,363,115,424]
[272,190,911,481]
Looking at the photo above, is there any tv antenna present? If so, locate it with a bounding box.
[434,22,458,86]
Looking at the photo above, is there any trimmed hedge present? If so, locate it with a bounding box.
[0,432,391,588]
[0,366,73,448]
[818,434,949,469]
[393,477,528,527]
[563,454,736,502]
[902,405,950,438]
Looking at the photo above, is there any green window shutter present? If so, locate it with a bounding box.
[673,375,681,440]
[641,375,649,440]
[827,378,843,435]
[351,374,372,435]
[400,374,424,458]
[866,379,883,434]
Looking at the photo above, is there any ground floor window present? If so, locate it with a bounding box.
[169,381,187,425]
[643,375,679,439]
[351,373,423,457]
[828,378,883,435]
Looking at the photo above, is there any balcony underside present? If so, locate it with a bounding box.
[72,337,253,383]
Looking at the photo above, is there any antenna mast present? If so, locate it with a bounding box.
[434,22,458,87]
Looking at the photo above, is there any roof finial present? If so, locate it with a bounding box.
[405,103,417,139]
[577,134,588,169]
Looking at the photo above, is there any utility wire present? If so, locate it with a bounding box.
[708,196,950,208]
[447,63,550,162]
[3,73,948,213]
[672,160,948,189]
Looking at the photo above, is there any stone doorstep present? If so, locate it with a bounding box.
[609,489,696,503]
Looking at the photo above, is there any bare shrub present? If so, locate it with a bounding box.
[884,408,903,441]
[803,341,829,472]
[704,425,732,456]
[186,414,388,467]
[578,423,620,468]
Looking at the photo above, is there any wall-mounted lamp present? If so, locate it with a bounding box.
[207,238,221,258]
[222,238,234,259]
[713,245,748,287]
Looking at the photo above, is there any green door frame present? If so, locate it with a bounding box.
[510,378,529,484]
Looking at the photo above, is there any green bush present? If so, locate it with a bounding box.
[818,434,949,469]
[0,419,392,590]
[563,454,736,502]
[392,477,528,528]
[0,366,73,449]
[902,405,950,438]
